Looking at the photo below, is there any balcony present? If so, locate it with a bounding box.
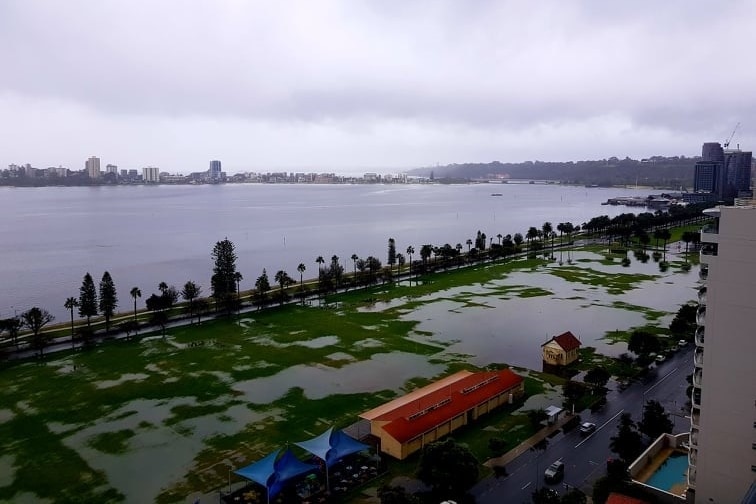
[695,326,705,346]
[696,306,706,326]
[699,264,708,280]
[690,427,699,447]
[700,243,718,256]
[694,346,704,367]
[693,369,703,387]
[698,286,707,306]
[691,407,700,427]
[688,465,697,487]
[689,447,698,467]
[692,388,702,407]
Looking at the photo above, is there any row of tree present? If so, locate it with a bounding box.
[1,201,711,354]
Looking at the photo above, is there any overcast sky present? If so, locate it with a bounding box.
[1,1,754,175]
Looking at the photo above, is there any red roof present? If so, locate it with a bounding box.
[606,493,650,504]
[543,331,581,351]
[376,369,523,443]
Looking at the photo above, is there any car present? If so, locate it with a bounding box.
[655,354,666,362]
[544,460,565,483]
[678,339,688,347]
[579,422,597,435]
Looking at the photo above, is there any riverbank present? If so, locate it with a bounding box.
[0,236,700,503]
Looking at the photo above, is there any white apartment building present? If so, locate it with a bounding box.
[85,156,100,178]
[142,166,160,183]
[689,204,756,502]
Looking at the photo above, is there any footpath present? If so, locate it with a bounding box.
[483,413,577,468]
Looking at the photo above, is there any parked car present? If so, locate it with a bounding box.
[678,339,688,347]
[579,422,597,435]
[544,460,565,483]
[655,354,666,362]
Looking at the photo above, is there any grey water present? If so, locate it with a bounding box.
[1,183,650,320]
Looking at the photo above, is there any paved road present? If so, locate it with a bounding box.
[472,345,694,503]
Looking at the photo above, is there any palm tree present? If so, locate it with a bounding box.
[274,270,293,305]
[466,238,472,254]
[455,243,463,268]
[526,226,539,252]
[315,256,325,299]
[420,244,433,271]
[64,297,79,348]
[297,263,306,303]
[659,229,672,261]
[350,254,358,289]
[405,246,414,284]
[497,233,502,245]
[181,281,201,323]
[129,286,141,326]
[158,282,168,295]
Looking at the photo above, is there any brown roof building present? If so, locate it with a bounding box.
[359,369,525,460]
[541,331,581,366]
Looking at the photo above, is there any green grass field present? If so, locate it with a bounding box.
[0,246,695,503]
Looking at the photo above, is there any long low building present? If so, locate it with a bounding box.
[359,369,525,460]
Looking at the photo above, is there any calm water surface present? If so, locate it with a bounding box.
[1,183,649,319]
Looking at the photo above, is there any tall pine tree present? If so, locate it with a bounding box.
[99,271,118,333]
[211,238,238,313]
[79,272,98,328]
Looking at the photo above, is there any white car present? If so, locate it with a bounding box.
[678,339,688,347]
[655,354,666,362]
[579,422,597,435]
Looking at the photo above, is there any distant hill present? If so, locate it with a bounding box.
[410,156,696,188]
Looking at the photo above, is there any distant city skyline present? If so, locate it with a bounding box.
[1,1,755,175]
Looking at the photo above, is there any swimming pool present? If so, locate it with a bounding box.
[645,451,688,491]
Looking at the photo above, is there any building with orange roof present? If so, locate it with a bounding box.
[359,369,524,460]
[541,331,581,366]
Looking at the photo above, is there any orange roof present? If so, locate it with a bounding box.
[606,493,650,504]
[542,331,581,351]
[370,369,523,444]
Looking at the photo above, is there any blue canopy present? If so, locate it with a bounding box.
[235,448,318,500]
[329,429,370,464]
[268,448,318,498]
[295,427,369,468]
[234,449,280,488]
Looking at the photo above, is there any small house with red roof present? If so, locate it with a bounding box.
[359,369,524,460]
[541,331,582,366]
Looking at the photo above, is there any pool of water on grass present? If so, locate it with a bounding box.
[399,253,698,369]
[232,352,444,403]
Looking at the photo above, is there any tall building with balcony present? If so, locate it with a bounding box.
[142,166,160,183]
[688,204,756,503]
[209,160,222,181]
[85,156,101,179]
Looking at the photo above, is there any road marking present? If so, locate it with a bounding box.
[574,409,624,448]
[521,481,532,490]
[644,366,679,395]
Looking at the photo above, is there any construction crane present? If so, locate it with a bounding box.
[724,122,740,149]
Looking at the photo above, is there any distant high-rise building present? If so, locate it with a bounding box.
[142,166,160,183]
[85,156,101,178]
[209,160,222,181]
[105,164,118,175]
[723,149,753,199]
[692,142,753,201]
[689,204,756,502]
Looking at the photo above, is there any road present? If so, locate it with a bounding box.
[471,345,694,503]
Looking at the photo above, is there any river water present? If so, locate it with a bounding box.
[1,183,649,320]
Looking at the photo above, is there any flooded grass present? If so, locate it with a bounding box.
[0,245,698,503]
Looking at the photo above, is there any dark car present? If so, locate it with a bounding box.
[544,460,565,483]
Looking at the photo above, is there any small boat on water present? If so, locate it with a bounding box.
[491,193,503,196]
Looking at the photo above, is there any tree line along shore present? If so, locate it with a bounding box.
[0,202,710,358]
